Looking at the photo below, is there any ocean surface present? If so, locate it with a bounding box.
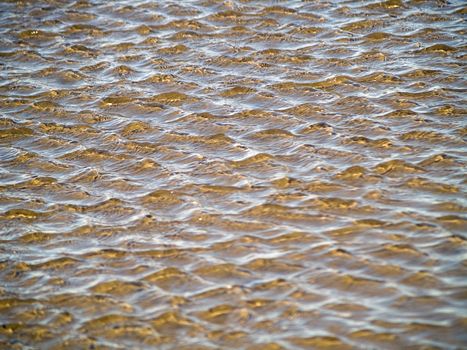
[0,0,466,349]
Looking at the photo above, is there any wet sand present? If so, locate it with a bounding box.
[0,0,466,349]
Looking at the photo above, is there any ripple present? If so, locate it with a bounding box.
[0,0,465,349]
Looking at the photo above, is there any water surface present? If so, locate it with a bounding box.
[0,0,466,349]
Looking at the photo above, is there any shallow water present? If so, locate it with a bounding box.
[0,0,466,349]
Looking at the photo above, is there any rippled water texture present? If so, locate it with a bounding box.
[0,0,466,349]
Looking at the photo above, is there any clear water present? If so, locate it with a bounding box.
[0,1,466,349]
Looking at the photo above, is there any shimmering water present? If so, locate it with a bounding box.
[0,0,466,349]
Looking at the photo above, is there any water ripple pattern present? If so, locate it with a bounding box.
[0,0,466,349]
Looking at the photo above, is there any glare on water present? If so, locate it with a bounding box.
[0,0,466,349]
